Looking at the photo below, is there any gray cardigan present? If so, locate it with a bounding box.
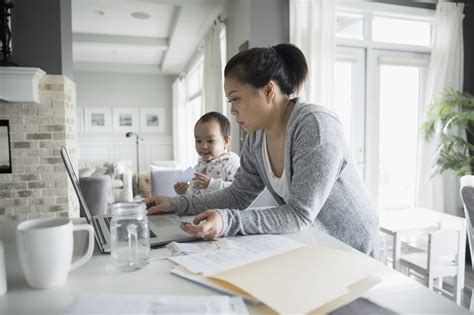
[170,98,379,256]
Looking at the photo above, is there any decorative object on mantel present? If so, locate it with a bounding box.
[0,67,45,103]
[0,0,18,66]
[126,131,144,198]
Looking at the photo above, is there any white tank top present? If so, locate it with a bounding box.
[262,133,290,202]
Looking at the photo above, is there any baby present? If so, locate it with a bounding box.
[174,111,240,196]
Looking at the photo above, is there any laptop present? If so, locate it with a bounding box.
[60,146,196,253]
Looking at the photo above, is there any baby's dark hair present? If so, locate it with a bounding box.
[196,111,231,139]
[224,43,308,95]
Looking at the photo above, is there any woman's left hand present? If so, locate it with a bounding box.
[181,209,223,239]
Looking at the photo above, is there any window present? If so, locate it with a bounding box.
[372,16,431,47]
[173,24,227,168]
[336,12,364,40]
[335,4,433,210]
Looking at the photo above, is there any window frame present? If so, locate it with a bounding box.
[335,3,434,207]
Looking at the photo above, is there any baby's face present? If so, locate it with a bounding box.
[194,120,229,162]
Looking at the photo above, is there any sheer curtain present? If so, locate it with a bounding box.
[290,0,336,109]
[415,2,465,214]
[203,21,225,114]
[172,76,187,169]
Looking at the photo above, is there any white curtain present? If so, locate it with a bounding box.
[172,76,187,169]
[415,2,465,214]
[290,0,336,109]
[203,22,225,114]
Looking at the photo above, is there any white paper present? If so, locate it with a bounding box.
[168,234,304,275]
[175,167,195,183]
[166,239,237,256]
[62,294,248,315]
[170,267,261,306]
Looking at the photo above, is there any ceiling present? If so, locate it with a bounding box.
[71,0,225,75]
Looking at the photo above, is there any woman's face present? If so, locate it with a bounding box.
[224,76,271,133]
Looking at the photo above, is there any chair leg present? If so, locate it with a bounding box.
[428,276,434,290]
[453,275,462,305]
[437,277,443,289]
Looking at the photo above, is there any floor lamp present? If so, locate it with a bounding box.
[126,132,143,197]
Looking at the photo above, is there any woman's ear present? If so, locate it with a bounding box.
[265,81,276,103]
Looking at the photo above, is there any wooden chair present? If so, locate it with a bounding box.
[399,229,461,304]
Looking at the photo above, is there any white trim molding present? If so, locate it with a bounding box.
[0,67,45,103]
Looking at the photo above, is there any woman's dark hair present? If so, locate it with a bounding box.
[224,43,308,95]
[196,111,231,139]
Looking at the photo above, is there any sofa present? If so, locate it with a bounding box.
[78,160,133,204]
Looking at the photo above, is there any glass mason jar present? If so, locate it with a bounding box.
[110,202,150,272]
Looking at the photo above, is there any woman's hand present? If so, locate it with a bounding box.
[181,209,223,239]
[193,173,211,189]
[144,195,171,214]
[174,182,189,195]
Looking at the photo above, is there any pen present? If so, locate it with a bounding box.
[166,217,192,225]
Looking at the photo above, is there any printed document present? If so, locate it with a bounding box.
[166,239,236,256]
[168,234,304,275]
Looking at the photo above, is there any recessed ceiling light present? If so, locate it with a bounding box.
[94,10,105,15]
[131,12,150,20]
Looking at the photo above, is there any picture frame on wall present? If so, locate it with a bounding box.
[0,120,12,174]
[84,107,112,133]
[112,107,139,133]
[140,108,165,133]
[76,107,84,133]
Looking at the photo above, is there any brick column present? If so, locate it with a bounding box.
[0,75,79,222]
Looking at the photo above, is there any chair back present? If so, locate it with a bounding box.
[151,169,182,197]
[428,229,459,268]
[460,175,474,265]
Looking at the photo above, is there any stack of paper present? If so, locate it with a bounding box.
[168,235,383,314]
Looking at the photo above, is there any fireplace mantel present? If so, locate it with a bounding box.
[0,67,46,103]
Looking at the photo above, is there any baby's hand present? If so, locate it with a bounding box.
[193,173,211,189]
[174,182,189,195]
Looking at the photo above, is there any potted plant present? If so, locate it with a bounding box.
[420,87,474,177]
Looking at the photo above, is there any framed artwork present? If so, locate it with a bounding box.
[112,107,139,133]
[140,108,165,133]
[76,107,84,133]
[0,120,12,174]
[84,107,112,133]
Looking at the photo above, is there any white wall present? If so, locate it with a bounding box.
[224,0,289,154]
[225,0,250,154]
[75,71,176,172]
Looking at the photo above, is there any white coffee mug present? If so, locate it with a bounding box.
[16,218,94,289]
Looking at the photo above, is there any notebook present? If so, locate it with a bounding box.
[60,146,196,253]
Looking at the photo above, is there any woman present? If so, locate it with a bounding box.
[146,43,379,256]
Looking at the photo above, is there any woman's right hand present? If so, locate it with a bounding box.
[144,195,171,214]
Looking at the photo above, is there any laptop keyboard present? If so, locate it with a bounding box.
[103,217,157,239]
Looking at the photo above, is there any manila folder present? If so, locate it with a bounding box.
[208,244,381,314]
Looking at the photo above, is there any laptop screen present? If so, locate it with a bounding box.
[60,146,93,224]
